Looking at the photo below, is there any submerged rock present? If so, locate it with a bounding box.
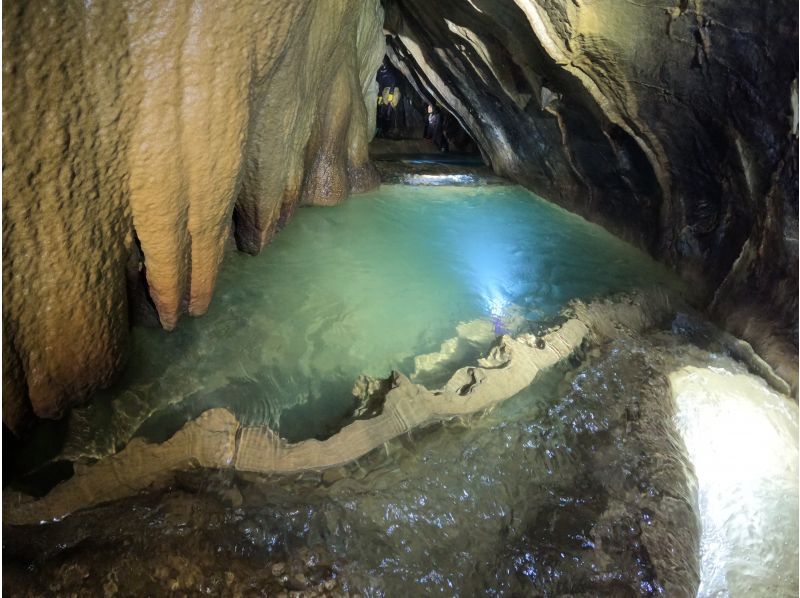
[351,372,398,419]
[5,291,797,596]
[4,290,689,526]
[22,290,800,595]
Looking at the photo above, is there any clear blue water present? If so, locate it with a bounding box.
[60,184,681,458]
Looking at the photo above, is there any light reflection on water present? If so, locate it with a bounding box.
[671,364,799,596]
[52,184,679,459]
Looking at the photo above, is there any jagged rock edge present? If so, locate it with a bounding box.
[7,288,786,527]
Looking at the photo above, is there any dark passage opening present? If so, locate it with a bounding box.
[371,55,480,160]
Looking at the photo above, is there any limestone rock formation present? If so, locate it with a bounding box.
[4,290,681,526]
[3,0,385,432]
[382,0,798,377]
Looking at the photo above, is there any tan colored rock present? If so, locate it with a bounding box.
[3,1,134,429]
[234,321,588,474]
[4,408,239,525]
[2,0,385,431]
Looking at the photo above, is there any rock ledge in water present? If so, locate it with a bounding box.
[4,289,692,526]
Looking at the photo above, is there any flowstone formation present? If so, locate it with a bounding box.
[382,0,798,382]
[4,290,713,526]
[2,0,385,432]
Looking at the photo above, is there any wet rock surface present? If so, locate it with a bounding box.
[3,317,721,597]
[2,313,582,524]
[370,134,507,184]
[372,157,509,186]
[4,481,346,597]
[5,304,796,595]
[4,292,684,526]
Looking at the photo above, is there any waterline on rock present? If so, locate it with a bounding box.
[6,295,797,596]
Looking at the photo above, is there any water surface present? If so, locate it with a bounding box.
[60,184,679,458]
[9,320,796,596]
[6,185,797,596]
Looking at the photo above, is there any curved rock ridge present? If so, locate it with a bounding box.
[2,0,385,431]
[6,290,687,526]
[382,0,798,379]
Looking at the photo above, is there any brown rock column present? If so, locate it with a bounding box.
[3,0,134,429]
[2,0,386,431]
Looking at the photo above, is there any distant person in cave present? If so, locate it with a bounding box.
[385,89,396,135]
[385,86,400,137]
[375,93,385,137]
[436,112,450,152]
[424,104,448,152]
[377,86,401,138]
[423,104,436,139]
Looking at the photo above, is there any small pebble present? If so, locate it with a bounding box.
[271,562,286,576]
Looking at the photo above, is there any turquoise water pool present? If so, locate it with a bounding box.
[59,184,681,458]
[10,184,799,597]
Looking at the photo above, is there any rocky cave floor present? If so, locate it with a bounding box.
[3,300,797,596]
[4,472,346,597]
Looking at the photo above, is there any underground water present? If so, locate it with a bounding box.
[5,184,797,596]
[30,184,680,459]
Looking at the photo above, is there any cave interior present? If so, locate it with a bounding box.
[1,0,798,595]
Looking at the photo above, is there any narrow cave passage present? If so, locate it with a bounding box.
[372,56,478,154]
[3,0,798,596]
[369,54,495,185]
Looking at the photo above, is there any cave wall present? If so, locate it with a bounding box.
[383,0,798,382]
[2,0,385,432]
[375,55,479,152]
